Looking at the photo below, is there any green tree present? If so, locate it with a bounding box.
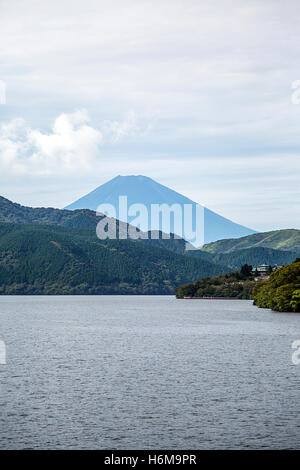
[291,290,300,312]
[252,260,300,312]
[240,264,253,278]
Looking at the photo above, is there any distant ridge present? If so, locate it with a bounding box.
[202,229,300,254]
[65,175,257,244]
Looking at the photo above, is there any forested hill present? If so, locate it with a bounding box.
[0,195,191,254]
[252,259,300,312]
[0,195,298,295]
[0,222,229,295]
[175,265,256,300]
[202,229,300,254]
[188,246,299,271]
[0,195,101,228]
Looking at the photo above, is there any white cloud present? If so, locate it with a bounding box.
[0,109,150,177]
[28,110,103,174]
[0,110,103,176]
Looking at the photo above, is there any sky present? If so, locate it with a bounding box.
[0,0,300,232]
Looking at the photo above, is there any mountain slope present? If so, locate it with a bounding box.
[208,247,299,270]
[64,175,256,244]
[0,195,198,255]
[0,195,100,228]
[0,222,229,295]
[202,229,300,254]
[187,246,299,270]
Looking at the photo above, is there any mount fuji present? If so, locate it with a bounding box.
[65,175,257,245]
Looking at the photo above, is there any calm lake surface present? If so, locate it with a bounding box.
[0,295,299,449]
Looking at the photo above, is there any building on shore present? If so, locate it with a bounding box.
[252,264,283,277]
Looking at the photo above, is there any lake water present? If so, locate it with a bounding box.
[0,295,299,449]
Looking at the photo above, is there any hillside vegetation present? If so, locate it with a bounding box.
[202,229,300,254]
[1,196,298,271]
[252,259,300,312]
[0,196,298,298]
[188,246,298,270]
[0,223,228,295]
[0,195,101,228]
[0,196,193,255]
[175,264,256,299]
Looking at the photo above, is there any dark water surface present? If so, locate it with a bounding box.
[0,295,299,449]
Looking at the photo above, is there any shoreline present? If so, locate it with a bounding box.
[183,296,250,300]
